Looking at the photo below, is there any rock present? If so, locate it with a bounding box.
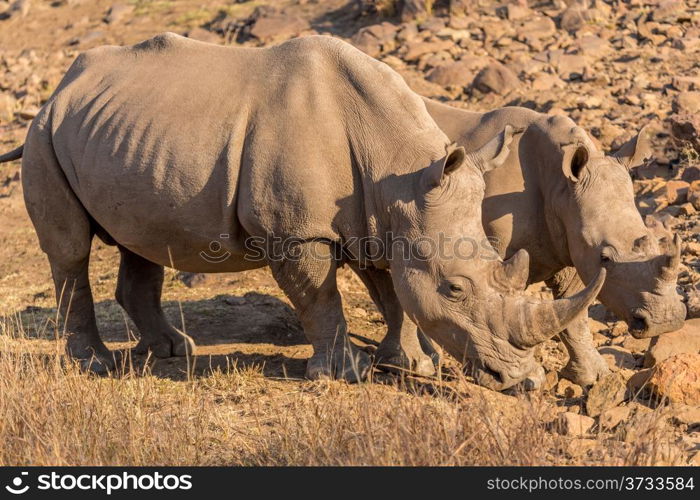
[17,106,38,120]
[669,404,700,426]
[401,0,431,22]
[426,60,474,88]
[599,405,631,430]
[555,55,587,80]
[688,180,700,209]
[531,73,565,91]
[586,372,627,417]
[651,0,687,23]
[104,3,134,25]
[669,112,700,154]
[403,39,453,61]
[648,353,700,405]
[644,320,700,368]
[599,346,638,370]
[610,320,628,337]
[686,288,700,318]
[556,378,583,398]
[626,367,653,396]
[249,9,310,44]
[666,180,690,205]
[351,22,398,58]
[449,0,472,17]
[505,4,530,20]
[516,17,556,43]
[560,6,586,32]
[177,272,211,288]
[68,30,105,47]
[0,93,16,122]
[673,91,700,115]
[473,63,520,95]
[673,76,700,92]
[185,28,220,44]
[557,412,595,436]
[0,0,30,20]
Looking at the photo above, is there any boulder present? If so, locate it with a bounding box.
[648,353,700,405]
[644,319,700,367]
[472,62,520,95]
[586,372,627,417]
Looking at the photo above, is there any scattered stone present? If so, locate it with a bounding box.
[472,62,520,95]
[426,60,474,88]
[644,319,700,367]
[248,8,310,44]
[0,0,30,20]
[0,93,16,122]
[17,106,38,120]
[557,412,595,436]
[177,272,210,288]
[403,39,453,61]
[599,346,638,370]
[556,378,583,398]
[400,0,431,22]
[599,405,631,430]
[666,180,690,205]
[560,6,586,32]
[673,91,700,115]
[351,22,398,58]
[586,372,627,417]
[648,353,700,405]
[669,404,700,426]
[626,367,653,396]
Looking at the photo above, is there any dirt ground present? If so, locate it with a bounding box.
[0,0,698,466]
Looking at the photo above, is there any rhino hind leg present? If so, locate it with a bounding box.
[115,247,195,358]
[349,265,437,377]
[547,267,610,387]
[270,241,370,382]
[22,143,116,374]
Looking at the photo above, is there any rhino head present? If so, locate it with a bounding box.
[531,117,686,339]
[383,126,605,389]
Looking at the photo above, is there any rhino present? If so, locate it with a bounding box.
[396,99,684,387]
[0,34,604,386]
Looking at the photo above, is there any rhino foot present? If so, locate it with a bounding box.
[375,346,436,377]
[66,334,120,375]
[306,345,371,383]
[133,331,196,358]
[560,352,610,387]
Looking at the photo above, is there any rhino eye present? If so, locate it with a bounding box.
[443,279,469,301]
[601,246,615,265]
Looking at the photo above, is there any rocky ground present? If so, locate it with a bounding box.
[0,0,698,465]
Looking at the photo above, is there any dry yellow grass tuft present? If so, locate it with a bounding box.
[0,315,687,466]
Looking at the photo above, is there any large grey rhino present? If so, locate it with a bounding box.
[409,99,684,387]
[0,34,604,385]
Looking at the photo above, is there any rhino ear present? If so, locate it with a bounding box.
[612,125,653,169]
[421,144,467,189]
[562,143,590,182]
[473,125,520,173]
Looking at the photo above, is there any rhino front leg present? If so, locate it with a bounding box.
[270,241,370,382]
[349,265,437,377]
[115,247,196,358]
[547,267,610,387]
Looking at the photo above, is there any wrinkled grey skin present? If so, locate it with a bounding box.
[1,34,604,388]
[421,99,686,386]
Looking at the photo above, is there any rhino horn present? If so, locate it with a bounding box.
[510,269,606,348]
[657,233,681,282]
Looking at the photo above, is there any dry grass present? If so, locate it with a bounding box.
[0,314,688,466]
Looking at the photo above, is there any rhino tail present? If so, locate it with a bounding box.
[0,145,23,163]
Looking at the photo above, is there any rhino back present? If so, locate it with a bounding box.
[36,34,445,271]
